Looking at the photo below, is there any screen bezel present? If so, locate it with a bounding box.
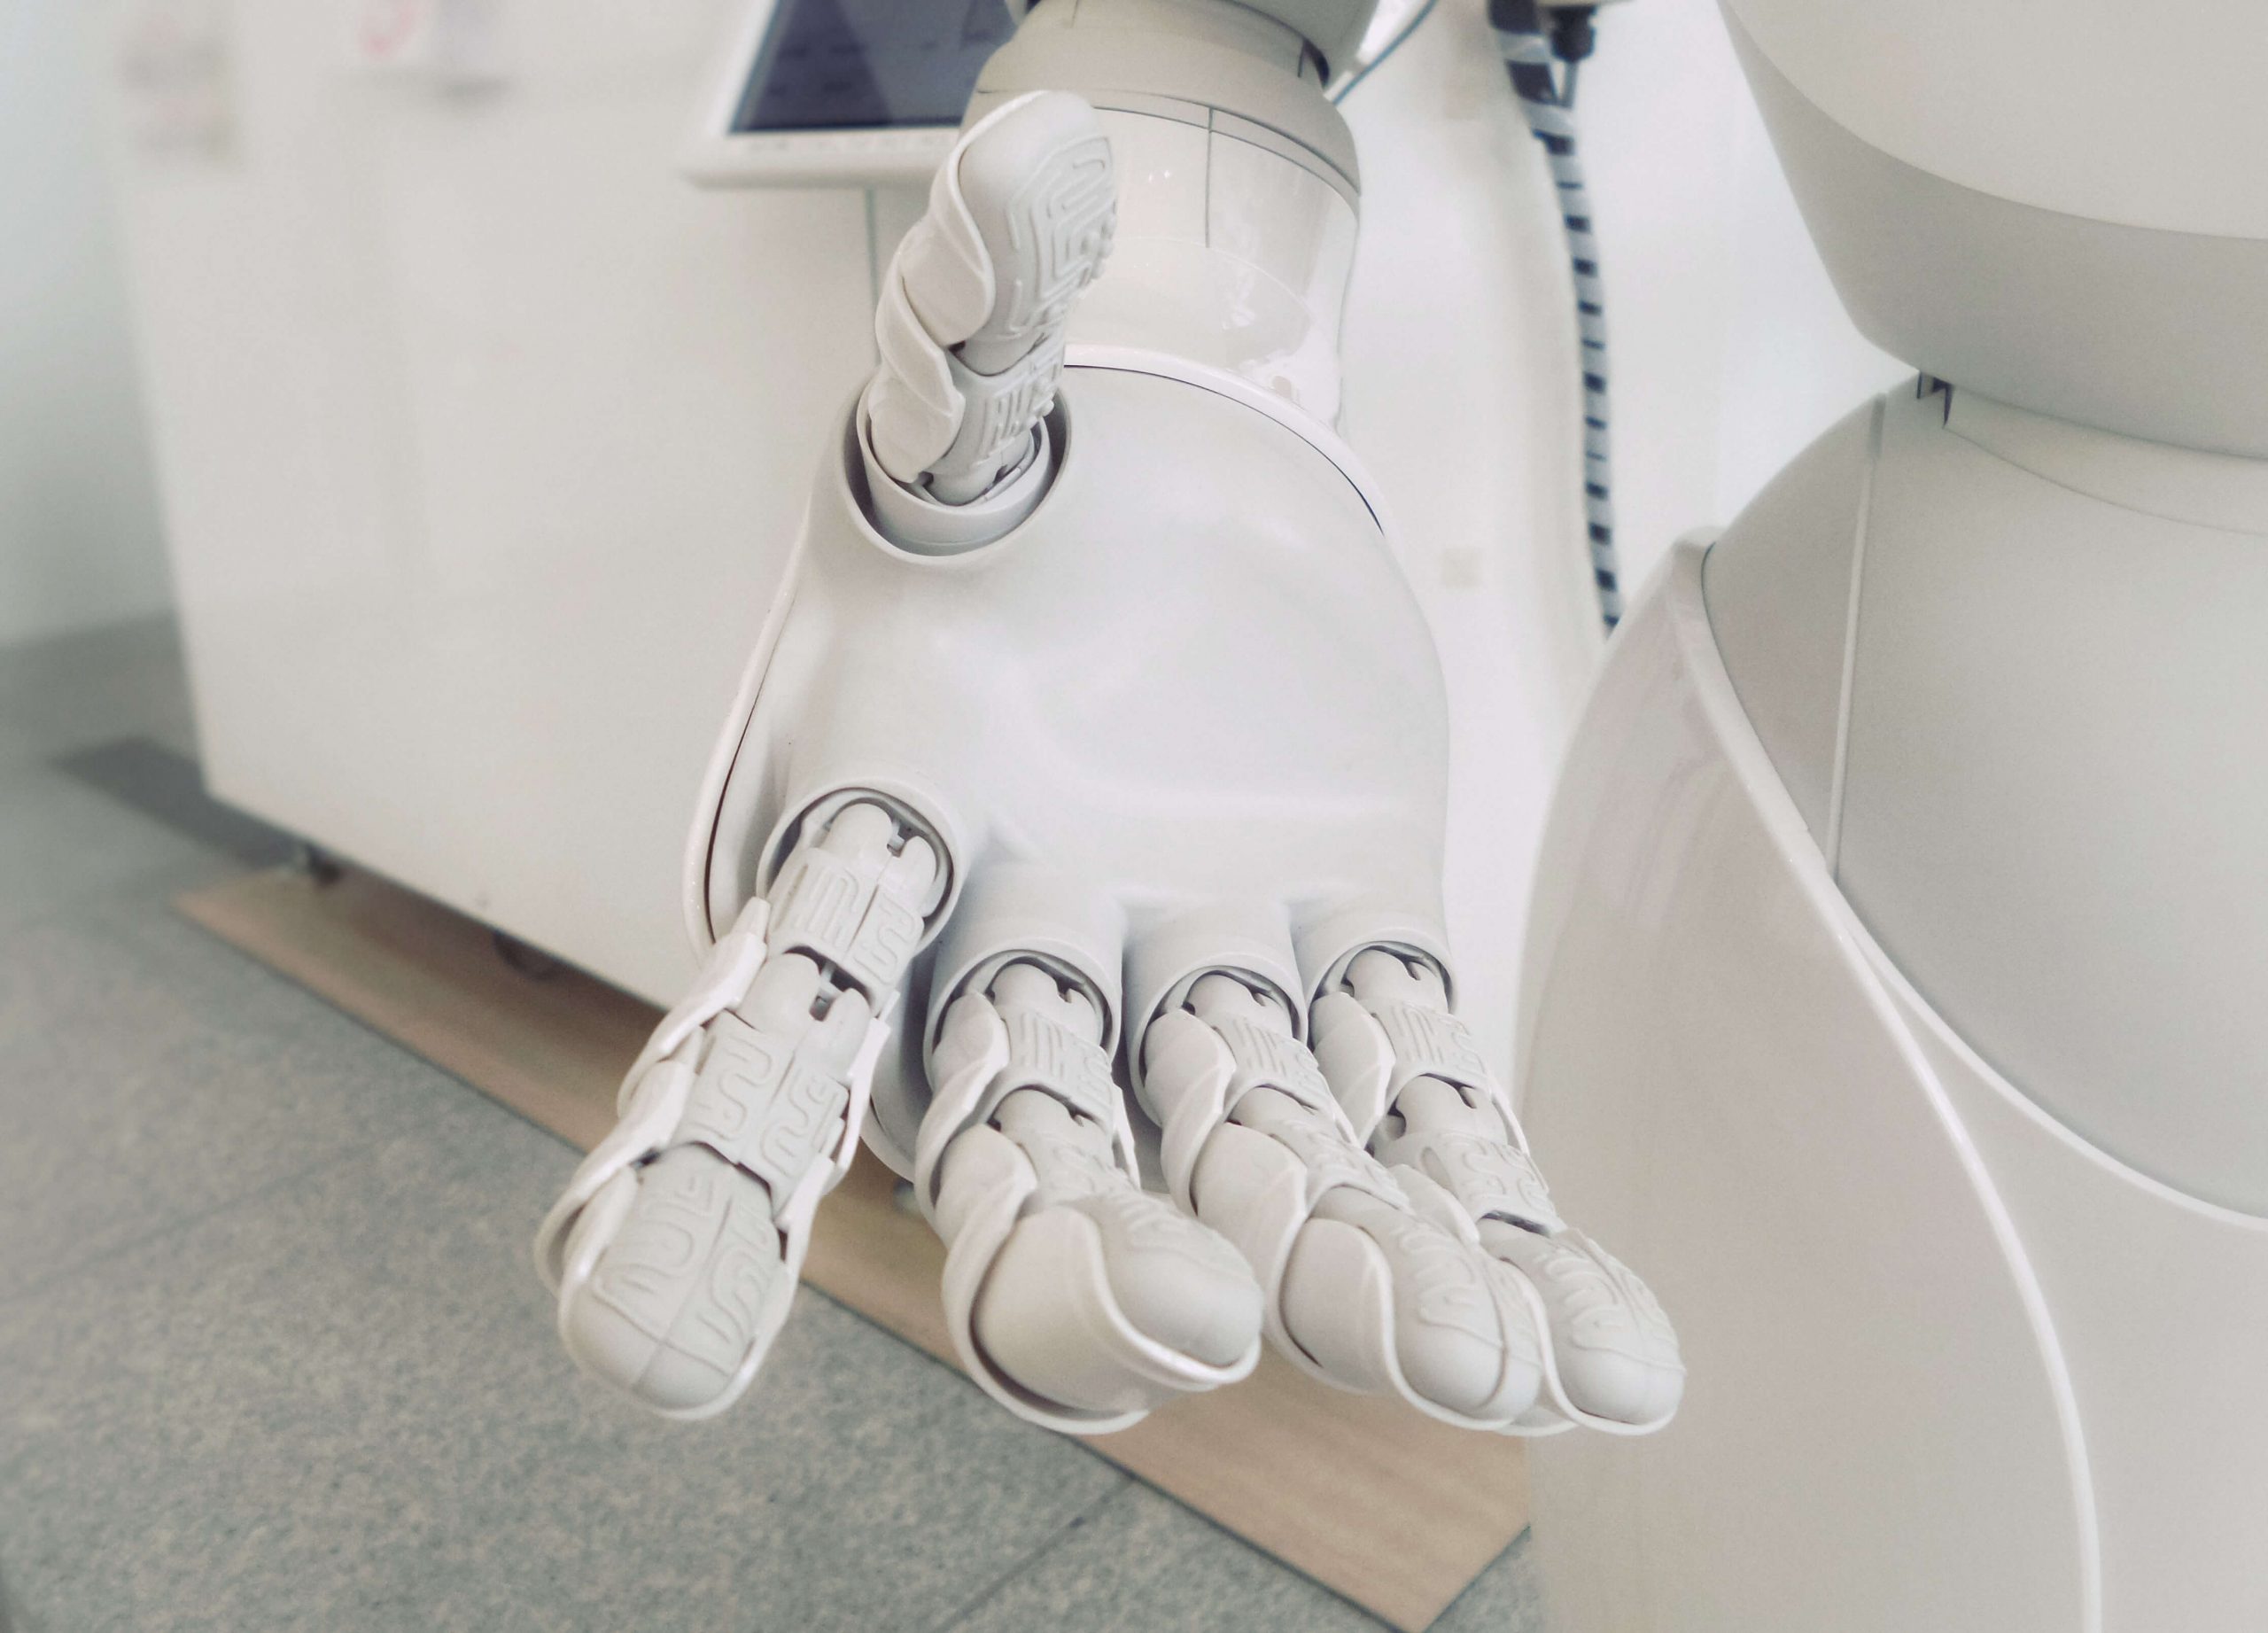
[682,0,977,189]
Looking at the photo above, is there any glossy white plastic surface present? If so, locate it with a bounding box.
[1835,392,2268,1217]
[1067,108,1358,424]
[695,363,1450,1166]
[1708,384,2268,1218]
[861,89,1115,525]
[1878,954,2268,1631]
[1724,0,2268,238]
[1519,543,2091,1629]
[921,961,1265,1435]
[1520,540,2268,1629]
[799,85,1297,1427]
[102,0,1588,1031]
[1722,4,2268,456]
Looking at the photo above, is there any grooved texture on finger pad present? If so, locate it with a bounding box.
[681,1017,850,1199]
[573,1147,784,1402]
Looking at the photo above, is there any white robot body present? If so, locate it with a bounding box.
[1712,386,2268,1216]
[1524,507,2268,1631]
[1515,0,2268,1614]
[1523,0,2268,1619]
[1724,0,2268,458]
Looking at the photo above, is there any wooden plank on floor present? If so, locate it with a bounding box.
[178,866,1527,1632]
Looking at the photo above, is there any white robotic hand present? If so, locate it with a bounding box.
[534,90,1681,1438]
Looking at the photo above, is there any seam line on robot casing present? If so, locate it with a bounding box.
[979,0,1362,191]
[1655,538,2105,1611]
[1062,350,1388,533]
[1821,393,1887,872]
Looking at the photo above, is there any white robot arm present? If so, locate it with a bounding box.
[534,0,1682,1440]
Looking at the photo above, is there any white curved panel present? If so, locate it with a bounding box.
[1880,958,2268,1629]
[1724,0,2268,239]
[1518,544,2093,1632]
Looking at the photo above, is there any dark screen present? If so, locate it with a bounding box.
[733,0,1016,132]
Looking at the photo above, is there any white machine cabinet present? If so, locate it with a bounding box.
[102,0,882,1003]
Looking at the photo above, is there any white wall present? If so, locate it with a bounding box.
[1575,0,1907,586]
[0,0,175,647]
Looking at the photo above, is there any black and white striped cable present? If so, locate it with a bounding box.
[1495,2,1621,632]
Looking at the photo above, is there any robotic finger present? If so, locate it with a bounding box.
[861,89,1115,552]
[918,956,1262,1434]
[1314,949,1685,1433]
[532,799,936,1417]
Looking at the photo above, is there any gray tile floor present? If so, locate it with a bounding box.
[0,618,1545,1633]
